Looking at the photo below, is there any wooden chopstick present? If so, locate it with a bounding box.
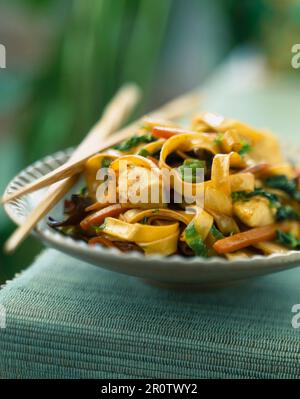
[4,87,201,253]
[2,85,140,205]
[4,83,141,253]
[1,88,201,204]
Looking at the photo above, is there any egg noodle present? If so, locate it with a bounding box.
[49,112,300,259]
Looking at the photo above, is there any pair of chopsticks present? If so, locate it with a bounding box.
[3,85,201,253]
[3,83,141,253]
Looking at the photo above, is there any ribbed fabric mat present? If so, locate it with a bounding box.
[1,249,300,378]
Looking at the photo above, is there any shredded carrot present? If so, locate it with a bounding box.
[213,224,287,254]
[85,201,112,212]
[88,236,115,248]
[81,204,128,230]
[152,126,181,139]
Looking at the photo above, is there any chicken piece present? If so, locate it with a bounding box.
[233,197,275,227]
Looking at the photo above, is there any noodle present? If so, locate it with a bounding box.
[49,112,300,258]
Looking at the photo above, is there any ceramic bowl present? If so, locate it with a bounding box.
[4,145,300,286]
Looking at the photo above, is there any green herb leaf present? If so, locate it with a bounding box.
[231,191,249,202]
[185,222,208,257]
[232,189,279,206]
[113,134,155,152]
[178,159,206,183]
[264,175,300,201]
[210,224,224,240]
[101,158,112,168]
[238,140,252,156]
[252,188,280,206]
[91,220,107,234]
[276,230,300,249]
[138,148,150,157]
[79,186,87,195]
[276,205,299,221]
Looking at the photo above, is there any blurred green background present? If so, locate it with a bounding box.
[1,0,300,283]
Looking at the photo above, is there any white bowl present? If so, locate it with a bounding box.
[4,146,300,287]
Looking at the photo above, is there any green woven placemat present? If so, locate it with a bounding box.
[1,248,300,379]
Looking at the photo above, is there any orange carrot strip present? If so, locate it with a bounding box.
[152,126,188,139]
[213,224,284,254]
[85,201,112,212]
[88,236,115,248]
[81,204,128,231]
[294,167,300,179]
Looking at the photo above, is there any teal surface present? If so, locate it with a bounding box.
[1,248,300,378]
